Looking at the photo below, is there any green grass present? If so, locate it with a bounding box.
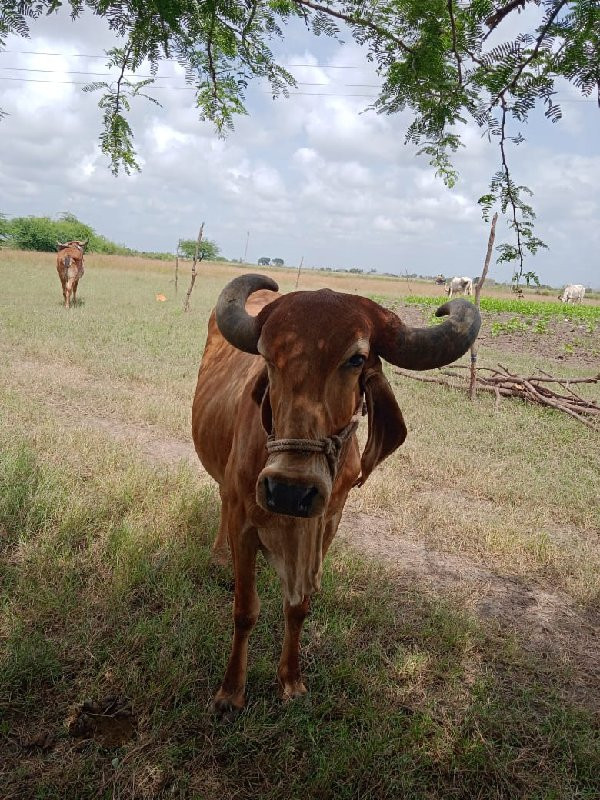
[1,423,599,800]
[1,250,599,798]
[490,316,529,336]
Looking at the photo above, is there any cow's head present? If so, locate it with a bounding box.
[56,240,88,253]
[216,274,480,519]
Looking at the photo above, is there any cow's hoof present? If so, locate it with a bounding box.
[280,679,308,702]
[211,547,229,567]
[213,688,245,720]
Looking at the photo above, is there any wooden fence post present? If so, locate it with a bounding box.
[174,239,180,294]
[183,222,205,312]
[295,256,304,289]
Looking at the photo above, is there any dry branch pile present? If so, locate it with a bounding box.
[395,364,600,430]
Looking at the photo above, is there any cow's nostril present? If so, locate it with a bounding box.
[299,486,319,513]
[264,476,278,509]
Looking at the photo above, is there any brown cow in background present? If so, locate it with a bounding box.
[192,274,481,716]
[56,240,87,308]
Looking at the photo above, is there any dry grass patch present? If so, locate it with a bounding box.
[2,250,600,798]
[1,417,599,799]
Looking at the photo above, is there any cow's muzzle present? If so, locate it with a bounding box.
[255,411,361,518]
[258,475,323,518]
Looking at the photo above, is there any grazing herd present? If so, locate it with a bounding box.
[440,276,586,305]
[445,276,473,298]
[559,284,586,304]
[193,274,481,712]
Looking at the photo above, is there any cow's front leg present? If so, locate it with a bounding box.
[278,596,310,700]
[211,489,230,566]
[214,530,259,716]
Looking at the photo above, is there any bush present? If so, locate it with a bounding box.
[3,213,133,254]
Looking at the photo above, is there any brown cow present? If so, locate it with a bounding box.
[56,240,87,308]
[192,274,480,715]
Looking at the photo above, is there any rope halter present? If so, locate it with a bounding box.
[265,401,365,481]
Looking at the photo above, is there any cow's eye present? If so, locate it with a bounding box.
[345,354,366,369]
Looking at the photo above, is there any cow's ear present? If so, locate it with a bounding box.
[250,366,273,433]
[357,358,406,486]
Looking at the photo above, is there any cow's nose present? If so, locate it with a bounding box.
[262,477,320,518]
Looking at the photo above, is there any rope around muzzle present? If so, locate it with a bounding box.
[265,409,363,481]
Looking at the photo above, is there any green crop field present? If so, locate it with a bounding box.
[1,250,599,800]
[402,294,600,324]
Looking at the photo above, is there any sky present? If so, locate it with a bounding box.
[0,7,598,288]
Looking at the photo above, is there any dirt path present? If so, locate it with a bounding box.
[76,414,205,473]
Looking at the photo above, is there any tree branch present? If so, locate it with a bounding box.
[499,97,524,282]
[484,0,528,37]
[488,1,568,110]
[114,41,134,116]
[206,12,219,107]
[241,0,258,48]
[447,0,463,86]
[291,0,414,54]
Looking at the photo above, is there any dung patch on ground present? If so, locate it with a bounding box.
[67,695,137,748]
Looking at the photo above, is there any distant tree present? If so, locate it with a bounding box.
[272,258,284,267]
[179,238,220,260]
[523,271,541,287]
[349,268,364,274]
[258,256,270,266]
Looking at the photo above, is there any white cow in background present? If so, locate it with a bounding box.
[559,284,585,304]
[446,276,473,298]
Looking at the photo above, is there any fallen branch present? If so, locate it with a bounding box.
[395,365,600,430]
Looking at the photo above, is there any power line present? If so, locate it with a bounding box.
[0,75,378,97]
[0,65,381,87]
[0,75,595,102]
[0,48,362,69]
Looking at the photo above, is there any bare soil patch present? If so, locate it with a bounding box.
[478,312,600,365]
[395,303,600,366]
[337,511,600,708]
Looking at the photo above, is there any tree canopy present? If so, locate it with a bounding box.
[178,238,221,261]
[2,1,598,283]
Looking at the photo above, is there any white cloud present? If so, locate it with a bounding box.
[0,10,598,286]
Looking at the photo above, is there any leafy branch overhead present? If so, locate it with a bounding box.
[2,1,599,281]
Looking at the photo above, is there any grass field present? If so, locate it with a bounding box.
[1,250,599,799]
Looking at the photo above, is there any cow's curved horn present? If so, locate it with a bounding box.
[216,273,279,354]
[379,299,481,370]
[56,241,68,250]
